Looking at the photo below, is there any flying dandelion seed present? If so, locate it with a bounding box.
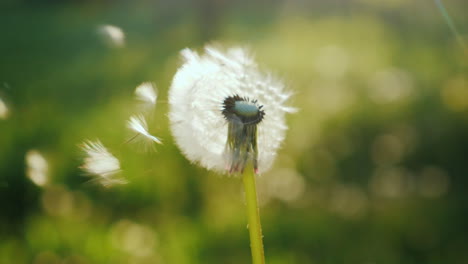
[0,96,9,119]
[169,45,295,174]
[126,114,162,149]
[135,82,158,110]
[97,24,125,47]
[79,140,126,187]
[25,150,48,187]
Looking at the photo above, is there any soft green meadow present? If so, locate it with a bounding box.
[0,1,467,263]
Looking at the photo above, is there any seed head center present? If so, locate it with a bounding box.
[234,101,259,117]
[222,95,265,125]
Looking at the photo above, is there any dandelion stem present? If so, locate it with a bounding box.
[242,168,265,264]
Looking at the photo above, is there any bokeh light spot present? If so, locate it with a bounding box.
[370,167,413,198]
[441,76,468,111]
[418,166,450,198]
[41,185,74,217]
[371,134,405,165]
[258,168,306,205]
[368,68,414,104]
[314,45,350,80]
[33,251,61,264]
[329,184,368,219]
[110,219,158,257]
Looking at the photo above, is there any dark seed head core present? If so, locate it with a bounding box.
[222,95,264,174]
[222,95,265,125]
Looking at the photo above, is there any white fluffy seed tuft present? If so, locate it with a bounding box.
[127,114,162,146]
[0,96,9,120]
[135,82,158,110]
[97,24,125,47]
[25,150,49,187]
[80,140,126,187]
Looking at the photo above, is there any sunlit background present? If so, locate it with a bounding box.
[1,0,467,263]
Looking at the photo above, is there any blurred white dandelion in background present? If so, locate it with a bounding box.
[126,114,162,149]
[135,82,158,111]
[0,96,9,119]
[79,140,125,187]
[169,45,295,174]
[97,24,125,47]
[25,150,49,187]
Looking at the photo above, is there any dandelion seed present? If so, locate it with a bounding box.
[169,45,294,174]
[80,140,126,187]
[135,82,157,107]
[0,96,9,119]
[127,115,162,148]
[25,150,48,187]
[97,24,125,47]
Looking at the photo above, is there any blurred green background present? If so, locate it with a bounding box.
[1,0,467,263]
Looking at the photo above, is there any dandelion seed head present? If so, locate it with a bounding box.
[127,114,162,147]
[222,95,265,125]
[80,140,126,187]
[169,45,293,174]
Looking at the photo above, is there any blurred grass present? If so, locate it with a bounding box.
[1,0,468,263]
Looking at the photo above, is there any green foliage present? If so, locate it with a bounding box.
[0,1,467,263]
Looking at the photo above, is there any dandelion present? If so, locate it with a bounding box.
[25,150,48,187]
[126,114,162,148]
[135,82,158,110]
[169,45,294,175]
[97,24,125,47]
[168,45,294,264]
[79,140,125,187]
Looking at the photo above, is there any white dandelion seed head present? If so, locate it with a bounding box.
[80,140,126,187]
[25,150,49,187]
[97,24,125,47]
[127,114,162,148]
[169,45,294,174]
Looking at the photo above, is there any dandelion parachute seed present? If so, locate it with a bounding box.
[97,24,125,47]
[127,114,162,146]
[0,96,9,120]
[169,45,294,174]
[80,140,126,187]
[25,150,48,187]
[135,82,157,110]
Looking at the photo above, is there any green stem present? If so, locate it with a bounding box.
[242,169,265,264]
